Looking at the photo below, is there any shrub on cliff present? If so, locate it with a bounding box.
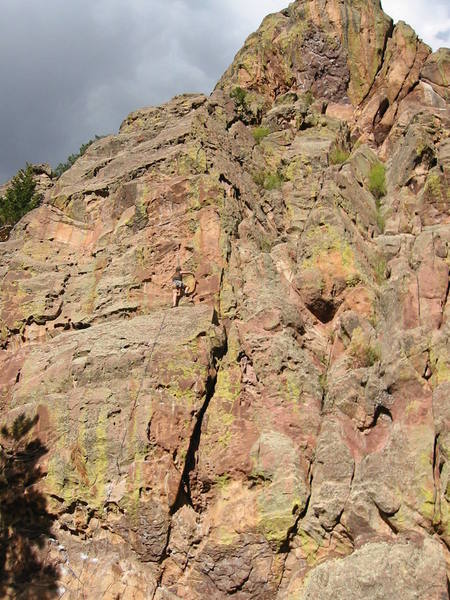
[252,126,270,144]
[369,162,386,199]
[230,86,248,111]
[53,135,103,178]
[330,146,350,165]
[252,169,285,190]
[0,164,42,229]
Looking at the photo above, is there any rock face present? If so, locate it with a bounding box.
[0,1,449,598]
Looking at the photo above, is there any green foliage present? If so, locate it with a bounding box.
[0,164,42,229]
[373,256,387,283]
[368,312,378,329]
[329,146,350,165]
[364,163,387,231]
[368,162,386,199]
[319,373,328,393]
[252,126,270,144]
[304,90,314,106]
[215,474,231,489]
[0,414,57,597]
[53,135,103,178]
[264,172,284,190]
[425,172,444,200]
[252,170,285,190]
[230,86,248,110]
[252,171,266,187]
[364,344,381,367]
[376,206,385,233]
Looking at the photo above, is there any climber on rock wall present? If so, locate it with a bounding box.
[171,266,195,307]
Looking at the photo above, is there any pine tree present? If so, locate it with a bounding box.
[0,164,42,228]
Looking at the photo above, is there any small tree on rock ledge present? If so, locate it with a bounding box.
[0,164,42,231]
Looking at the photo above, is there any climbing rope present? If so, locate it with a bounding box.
[114,310,168,479]
[176,242,181,270]
[54,310,169,599]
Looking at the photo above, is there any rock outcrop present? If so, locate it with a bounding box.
[0,1,449,598]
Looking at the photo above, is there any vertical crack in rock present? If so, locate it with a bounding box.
[279,465,314,554]
[336,462,356,531]
[170,329,228,515]
[432,433,442,528]
[416,272,422,324]
[320,334,334,415]
[154,520,173,593]
[440,280,450,330]
[358,17,395,106]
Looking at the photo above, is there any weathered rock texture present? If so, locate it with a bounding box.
[0,1,449,598]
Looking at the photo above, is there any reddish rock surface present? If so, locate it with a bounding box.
[0,1,449,598]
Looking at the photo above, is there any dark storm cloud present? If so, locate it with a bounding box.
[0,0,286,182]
[0,0,447,183]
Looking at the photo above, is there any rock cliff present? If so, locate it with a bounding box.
[0,1,449,598]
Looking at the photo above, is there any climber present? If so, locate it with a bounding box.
[172,266,195,307]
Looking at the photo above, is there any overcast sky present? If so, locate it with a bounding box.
[1,0,449,183]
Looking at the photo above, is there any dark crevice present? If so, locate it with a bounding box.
[374,502,399,535]
[332,463,356,534]
[433,434,439,478]
[358,18,394,108]
[80,186,110,199]
[72,321,91,330]
[157,521,172,569]
[279,491,312,554]
[219,173,233,187]
[63,499,89,515]
[225,116,241,131]
[432,433,441,525]
[170,331,228,515]
[439,280,450,330]
[423,355,433,380]
[320,376,327,414]
[25,301,63,327]
[358,405,393,431]
[306,298,339,324]
[0,225,13,242]
[49,494,65,504]
[373,97,389,127]
[412,146,437,172]
[279,466,314,554]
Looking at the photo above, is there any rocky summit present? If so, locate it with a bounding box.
[0,0,449,598]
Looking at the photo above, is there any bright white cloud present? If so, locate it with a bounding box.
[382,0,450,48]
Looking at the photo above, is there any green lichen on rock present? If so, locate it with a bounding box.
[251,431,307,546]
[348,327,381,367]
